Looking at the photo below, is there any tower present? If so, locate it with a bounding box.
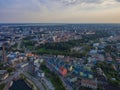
[0,45,2,62]
[2,44,7,63]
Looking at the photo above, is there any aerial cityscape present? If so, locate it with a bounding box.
[0,24,120,90]
[0,0,120,90]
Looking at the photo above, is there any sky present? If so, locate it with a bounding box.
[0,0,120,23]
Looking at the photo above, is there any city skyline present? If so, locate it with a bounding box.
[0,0,120,23]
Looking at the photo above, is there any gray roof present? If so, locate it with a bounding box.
[0,70,7,74]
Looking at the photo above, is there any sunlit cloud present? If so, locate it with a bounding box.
[0,0,120,23]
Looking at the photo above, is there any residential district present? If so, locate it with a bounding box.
[0,24,120,90]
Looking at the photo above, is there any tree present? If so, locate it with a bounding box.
[7,67,13,73]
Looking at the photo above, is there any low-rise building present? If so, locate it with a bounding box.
[81,79,97,90]
[0,70,9,80]
[37,70,45,78]
[60,66,67,76]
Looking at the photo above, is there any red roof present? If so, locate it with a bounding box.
[60,66,67,76]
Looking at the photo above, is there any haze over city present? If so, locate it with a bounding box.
[0,0,120,23]
[0,0,120,90]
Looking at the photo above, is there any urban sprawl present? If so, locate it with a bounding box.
[0,24,120,90]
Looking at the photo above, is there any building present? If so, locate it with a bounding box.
[81,79,97,90]
[7,52,27,66]
[0,44,7,63]
[0,70,9,80]
[59,66,67,76]
[0,45,2,61]
[116,58,120,63]
[28,61,35,74]
[37,70,45,78]
[68,76,77,83]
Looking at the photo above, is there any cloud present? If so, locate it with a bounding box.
[0,0,120,23]
[116,0,120,2]
[54,0,120,8]
[0,0,120,11]
[59,0,102,4]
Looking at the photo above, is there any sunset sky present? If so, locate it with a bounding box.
[0,0,120,23]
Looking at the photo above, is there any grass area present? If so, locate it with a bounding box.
[7,67,14,73]
[22,39,89,57]
[35,48,68,55]
[23,40,35,50]
[34,48,87,58]
[40,64,66,90]
[11,43,18,49]
[0,83,5,90]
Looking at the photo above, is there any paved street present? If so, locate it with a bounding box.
[1,67,46,90]
[40,77,55,90]
[46,62,73,90]
[23,72,45,90]
[0,70,22,85]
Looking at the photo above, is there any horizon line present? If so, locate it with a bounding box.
[0,22,120,24]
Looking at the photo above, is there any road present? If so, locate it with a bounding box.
[0,69,23,90]
[46,62,73,90]
[17,40,22,50]
[40,77,55,90]
[23,72,45,90]
[0,70,23,85]
[1,67,45,90]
